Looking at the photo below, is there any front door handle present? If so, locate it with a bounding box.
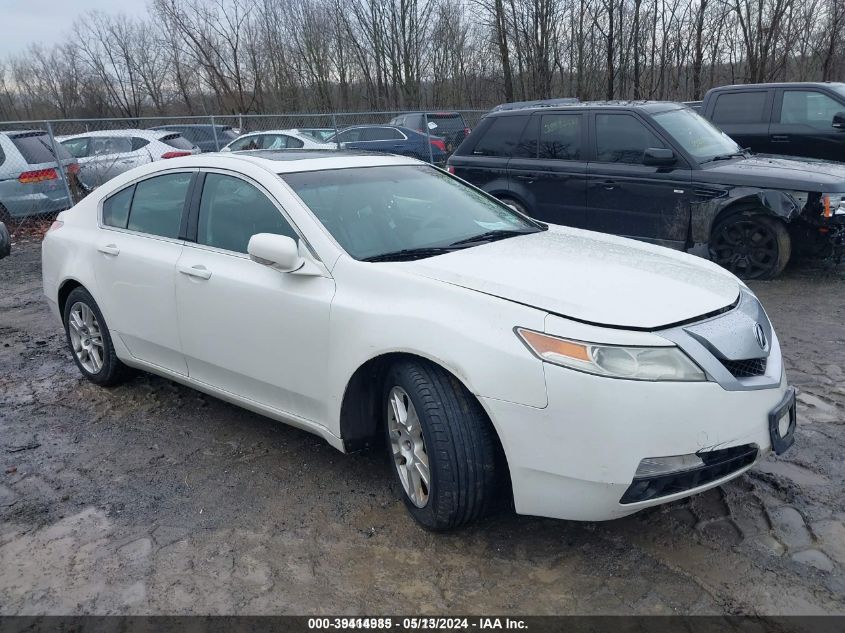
[97,244,120,256]
[602,180,617,190]
[514,174,537,182]
[178,264,212,280]
[771,134,790,142]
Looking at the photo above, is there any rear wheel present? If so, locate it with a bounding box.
[709,213,791,280]
[63,287,133,386]
[383,359,499,530]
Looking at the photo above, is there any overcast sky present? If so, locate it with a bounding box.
[0,0,148,57]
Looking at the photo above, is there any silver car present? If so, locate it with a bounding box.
[0,130,79,222]
[58,129,199,191]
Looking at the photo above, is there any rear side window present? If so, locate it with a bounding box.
[712,92,768,124]
[126,172,192,238]
[161,134,195,150]
[539,114,581,160]
[102,185,134,228]
[90,137,132,156]
[780,91,844,128]
[595,114,665,164]
[197,173,296,254]
[471,116,529,157]
[11,134,71,164]
[61,138,90,158]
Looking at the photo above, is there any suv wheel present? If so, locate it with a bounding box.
[709,214,791,280]
[383,359,498,530]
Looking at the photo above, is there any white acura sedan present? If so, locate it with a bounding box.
[42,151,796,530]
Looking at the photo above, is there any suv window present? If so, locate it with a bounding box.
[471,116,529,157]
[198,173,296,254]
[126,172,192,238]
[62,137,90,158]
[712,91,768,124]
[11,133,71,164]
[102,185,135,229]
[595,114,665,164]
[426,113,466,135]
[337,129,365,143]
[539,114,581,159]
[780,90,844,128]
[91,137,132,156]
[362,127,404,141]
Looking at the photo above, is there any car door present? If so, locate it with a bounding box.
[708,90,773,153]
[449,115,528,194]
[585,111,692,246]
[93,170,195,374]
[87,137,135,187]
[174,171,335,422]
[769,88,845,161]
[507,112,588,227]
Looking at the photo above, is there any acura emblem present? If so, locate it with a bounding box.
[754,323,767,350]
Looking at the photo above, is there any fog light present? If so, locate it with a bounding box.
[635,453,704,477]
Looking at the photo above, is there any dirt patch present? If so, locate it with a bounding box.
[1,242,843,614]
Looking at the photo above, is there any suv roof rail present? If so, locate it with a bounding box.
[490,97,580,112]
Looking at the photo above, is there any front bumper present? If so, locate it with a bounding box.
[481,363,790,521]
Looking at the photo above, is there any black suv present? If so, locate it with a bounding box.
[447,101,845,279]
[701,82,845,162]
[388,112,470,152]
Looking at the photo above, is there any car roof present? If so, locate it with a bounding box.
[155,150,420,174]
[706,81,845,91]
[151,124,232,129]
[58,129,173,141]
[0,129,50,138]
[487,100,687,116]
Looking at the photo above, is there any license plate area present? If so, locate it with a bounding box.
[768,386,797,455]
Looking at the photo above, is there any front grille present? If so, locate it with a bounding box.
[620,444,758,504]
[721,357,767,378]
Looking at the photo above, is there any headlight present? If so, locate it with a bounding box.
[516,328,707,382]
[821,193,845,217]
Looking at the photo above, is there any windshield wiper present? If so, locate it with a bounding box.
[362,247,459,262]
[702,150,748,163]
[449,228,539,247]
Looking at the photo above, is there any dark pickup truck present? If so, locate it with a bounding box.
[448,100,845,279]
[701,82,845,163]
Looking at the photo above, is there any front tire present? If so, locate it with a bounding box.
[709,213,791,280]
[383,359,499,530]
[63,287,133,386]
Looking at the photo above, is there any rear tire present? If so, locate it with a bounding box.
[382,359,499,530]
[62,287,133,386]
[709,213,791,280]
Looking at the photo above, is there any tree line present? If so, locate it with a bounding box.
[1,0,843,121]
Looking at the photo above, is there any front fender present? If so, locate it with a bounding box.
[692,186,802,244]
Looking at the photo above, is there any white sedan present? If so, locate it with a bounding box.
[220,129,334,152]
[41,152,796,529]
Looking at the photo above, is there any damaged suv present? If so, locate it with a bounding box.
[448,101,845,279]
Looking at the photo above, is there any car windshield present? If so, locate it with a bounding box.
[652,107,743,162]
[280,165,543,261]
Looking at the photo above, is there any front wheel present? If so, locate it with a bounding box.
[383,359,499,530]
[709,214,791,280]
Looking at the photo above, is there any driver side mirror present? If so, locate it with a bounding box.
[643,147,677,167]
[832,112,845,129]
[247,233,303,272]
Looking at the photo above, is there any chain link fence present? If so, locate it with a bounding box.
[0,109,488,244]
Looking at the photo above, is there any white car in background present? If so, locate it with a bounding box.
[220,129,335,152]
[58,130,200,191]
[41,152,796,530]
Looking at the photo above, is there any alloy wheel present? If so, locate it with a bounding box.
[710,218,779,279]
[67,301,104,374]
[386,386,430,508]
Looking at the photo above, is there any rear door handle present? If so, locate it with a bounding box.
[514,173,537,181]
[771,134,790,142]
[97,244,120,256]
[178,264,212,280]
[602,180,617,190]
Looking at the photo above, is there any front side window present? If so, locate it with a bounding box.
[362,127,404,141]
[228,135,264,151]
[126,172,192,238]
[90,137,132,156]
[102,185,134,228]
[539,114,581,160]
[281,165,541,261]
[198,173,296,254]
[471,116,529,157]
[337,129,365,143]
[780,91,844,128]
[61,137,90,158]
[653,108,741,162]
[595,114,665,164]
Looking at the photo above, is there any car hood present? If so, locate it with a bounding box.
[701,154,845,190]
[400,226,741,330]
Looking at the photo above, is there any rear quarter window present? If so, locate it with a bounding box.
[102,185,134,229]
[11,134,71,164]
[712,92,768,124]
[161,134,195,150]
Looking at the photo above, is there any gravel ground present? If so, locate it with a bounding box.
[0,239,843,615]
